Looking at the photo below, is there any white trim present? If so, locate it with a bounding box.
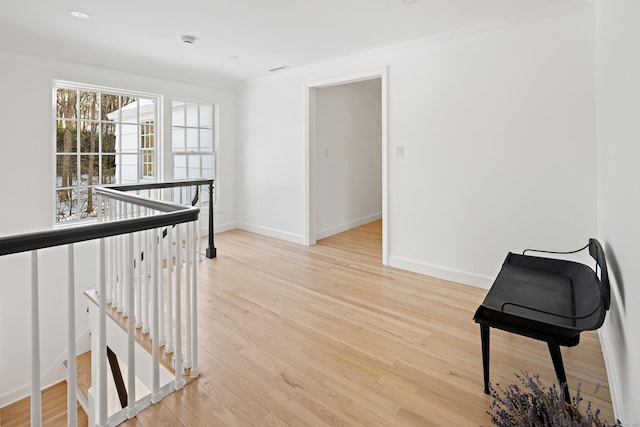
[53,80,160,100]
[380,71,389,265]
[305,67,389,264]
[598,319,624,421]
[305,87,316,247]
[388,255,494,289]
[316,213,382,240]
[170,100,219,208]
[52,82,162,226]
[236,222,306,245]
[306,68,386,89]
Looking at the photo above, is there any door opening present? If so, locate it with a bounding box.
[306,69,389,264]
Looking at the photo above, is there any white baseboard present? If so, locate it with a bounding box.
[316,213,382,240]
[598,324,624,422]
[235,222,306,245]
[388,255,493,289]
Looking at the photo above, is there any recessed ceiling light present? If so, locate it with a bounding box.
[228,55,240,60]
[70,10,90,19]
[179,35,196,45]
[402,0,419,4]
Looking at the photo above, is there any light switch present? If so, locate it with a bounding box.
[324,148,329,159]
[395,145,404,159]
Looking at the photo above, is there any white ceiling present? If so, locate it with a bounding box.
[0,0,582,89]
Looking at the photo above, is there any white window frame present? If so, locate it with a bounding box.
[53,81,161,224]
[171,100,218,205]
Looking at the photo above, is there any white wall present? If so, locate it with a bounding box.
[0,48,236,405]
[2,1,624,417]
[0,243,95,407]
[595,0,640,423]
[236,77,308,242]
[315,80,382,239]
[0,49,237,234]
[237,4,596,287]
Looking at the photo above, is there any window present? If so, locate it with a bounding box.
[141,121,155,178]
[54,83,159,223]
[172,101,216,203]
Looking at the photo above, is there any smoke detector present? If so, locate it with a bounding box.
[180,35,196,46]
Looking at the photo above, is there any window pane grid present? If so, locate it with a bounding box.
[54,85,159,223]
[172,101,216,203]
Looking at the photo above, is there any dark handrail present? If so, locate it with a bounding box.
[104,179,213,192]
[0,180,216,258]
[0,209,199,257]
[105,179,217,259]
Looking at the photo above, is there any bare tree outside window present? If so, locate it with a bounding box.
[55,84,158,223]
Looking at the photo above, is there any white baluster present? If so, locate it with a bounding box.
[151,228,160,402]
[67,244,77,427]
[184,221,192,370]
[100,196,112,306]
[97,195,103,224]
[174,224,185,389]
[99,196,111,311]
[158,226,165,347]
[117,201,125,312]
[114,204,119,311]
[105,199,119,308]
[142,226,150,334]
[97,238,108,426]
[30,250,42,427]
[117,202,125,317]
[105,236,111,305]
[114,201,119,310]
[126,233,137,418]
[165,226,174,354]
[136,206,142,328]
[190,221,200,378]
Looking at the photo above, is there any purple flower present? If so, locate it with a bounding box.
[484,371,621,427]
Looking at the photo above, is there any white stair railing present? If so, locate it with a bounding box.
[89,185,204,425]
[0,179,209,427]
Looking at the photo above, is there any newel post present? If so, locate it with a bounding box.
[206,182,217,258]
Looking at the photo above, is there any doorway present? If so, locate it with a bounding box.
[306,68,389,264]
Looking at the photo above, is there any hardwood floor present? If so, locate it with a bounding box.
[1,220,614,426]
[0,381,88,427]
[123,220,614,426]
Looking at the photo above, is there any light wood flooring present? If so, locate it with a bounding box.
[1,220,614,426]
[0,381,88,427]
